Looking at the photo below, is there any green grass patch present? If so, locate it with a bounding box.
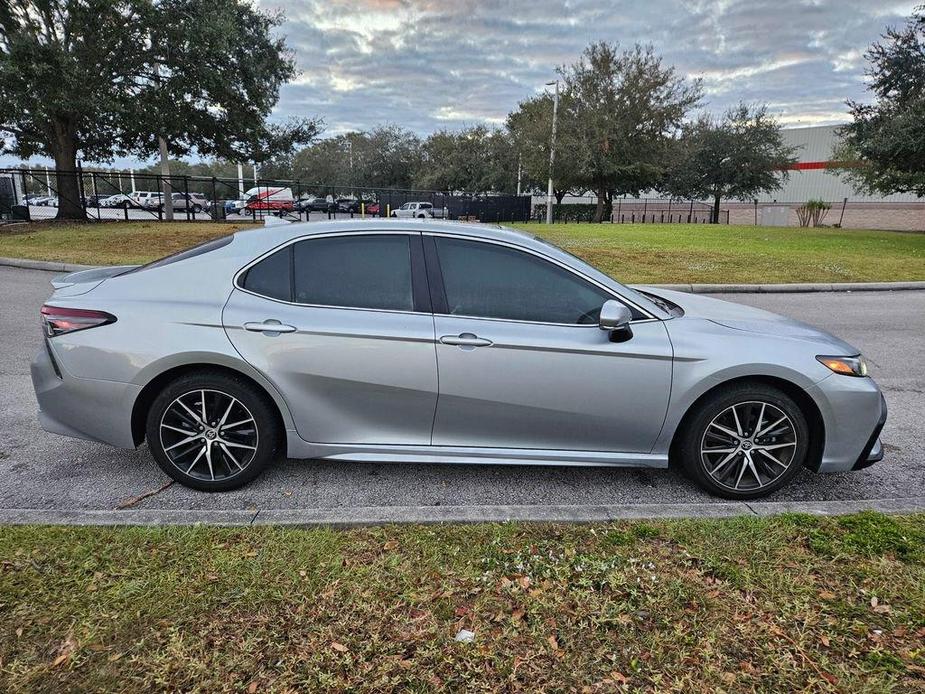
[1,221,923,284]
[2,513,924,691]
[514,222,925,284]
[0,221,255,266]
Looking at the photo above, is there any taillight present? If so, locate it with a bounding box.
[40,305,116,337]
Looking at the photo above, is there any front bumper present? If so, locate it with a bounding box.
[31,340,140,449]
[809,375,887,473]
[852,393,887,471]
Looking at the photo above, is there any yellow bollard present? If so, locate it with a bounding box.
[386,204,390,218]
[361,201,365,218]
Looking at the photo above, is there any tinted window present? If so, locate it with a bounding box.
[435,237,612,324]
[293,235,413,311]
[241,247,291,301]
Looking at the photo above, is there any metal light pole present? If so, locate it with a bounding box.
[158,135,174,221]
[237,162,244,198]
[545,79,559,225]
[516,153,522,197]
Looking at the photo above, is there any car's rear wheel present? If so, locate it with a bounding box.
[145,372,280,492]
[677,383,809,499]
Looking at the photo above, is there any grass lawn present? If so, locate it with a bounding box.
[0,221,256,267]
[513,222,925,284]
[1,220,923,283]
[1,512,924,691]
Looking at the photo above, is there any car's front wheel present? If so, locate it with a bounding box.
[677,382,809,499]
[145,371,280,492]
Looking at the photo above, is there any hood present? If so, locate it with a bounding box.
[50,265,139,297]
[635,286,860,352]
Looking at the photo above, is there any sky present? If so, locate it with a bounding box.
[4,0,918,168]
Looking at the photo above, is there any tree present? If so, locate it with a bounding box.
[291,126,422,193]
[665,104,797,222]
[838,8,925,197]
[0,1,318,220]
[507,92,584,202]
[415,126,515,193]
[560,42,702,221]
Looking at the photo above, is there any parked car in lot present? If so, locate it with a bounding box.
[100,193,137,209]
[161,192,210,214]
[391,201,440,218]
[365,201,380,215]
[30,196,53,206]
[307,195,335,212]
[31,221,886,498]
[132,191,163,209]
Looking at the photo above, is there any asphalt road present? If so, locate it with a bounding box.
[0,265,922,516]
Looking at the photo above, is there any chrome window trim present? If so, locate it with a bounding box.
[233,229,422,316]
[424,230,658,324]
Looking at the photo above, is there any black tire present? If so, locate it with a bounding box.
[390,211,397,217]
[676,382,809,500]
[192,204,203,213]
[145,371,280,492]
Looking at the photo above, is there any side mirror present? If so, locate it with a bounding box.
[599,300,634,342]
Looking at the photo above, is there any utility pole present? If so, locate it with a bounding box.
[237,162,244,198]
[158,136,174,221]
[545,79,559,225]
[516,153,522,197]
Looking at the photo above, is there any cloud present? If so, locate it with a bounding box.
[257,0,915,136]
[3,0,917,167]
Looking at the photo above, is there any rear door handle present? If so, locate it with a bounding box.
[439,333,492,347]
[243,320,297,334]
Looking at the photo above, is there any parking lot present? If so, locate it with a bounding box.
[0,264,922,518]
[22,204,373,224]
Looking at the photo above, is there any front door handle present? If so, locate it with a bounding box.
[439,332,492,347]
[243,320,297,334]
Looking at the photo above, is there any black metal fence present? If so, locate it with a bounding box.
[529,198,729,224]
[0,167,532,224]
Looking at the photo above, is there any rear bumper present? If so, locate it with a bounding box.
[31,341,140,449]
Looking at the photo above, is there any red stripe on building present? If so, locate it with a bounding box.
[785,161,859,171]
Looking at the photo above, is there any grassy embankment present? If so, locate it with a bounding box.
[1,512,924,691]
[2,220,924,283]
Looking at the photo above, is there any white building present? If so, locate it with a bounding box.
[760,125,920,203]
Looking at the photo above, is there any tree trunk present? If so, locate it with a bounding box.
[593,186,606,223]
[712,193,721,224]
[50,120,86,221]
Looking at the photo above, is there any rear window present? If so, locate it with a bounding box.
[122,235,233,274]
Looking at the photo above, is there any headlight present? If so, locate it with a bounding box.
[816,355,868,377]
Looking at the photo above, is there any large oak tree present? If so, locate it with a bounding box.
[838,8,925,198]
[665,104,797,222]
[562,42,701,222]
[0,0,318,219]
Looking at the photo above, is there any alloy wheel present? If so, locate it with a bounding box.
[158,389,258,482]
[700,400,797,492]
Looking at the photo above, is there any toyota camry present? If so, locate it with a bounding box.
[31,221,886,499]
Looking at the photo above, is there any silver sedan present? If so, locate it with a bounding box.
[31,221,886,498]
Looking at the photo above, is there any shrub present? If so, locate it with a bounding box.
[796,199,832,227]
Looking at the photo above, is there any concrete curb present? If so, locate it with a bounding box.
[643,281,925,294]
[3,256,923,293]
[2,497,923,527]
[0,256,93,273]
